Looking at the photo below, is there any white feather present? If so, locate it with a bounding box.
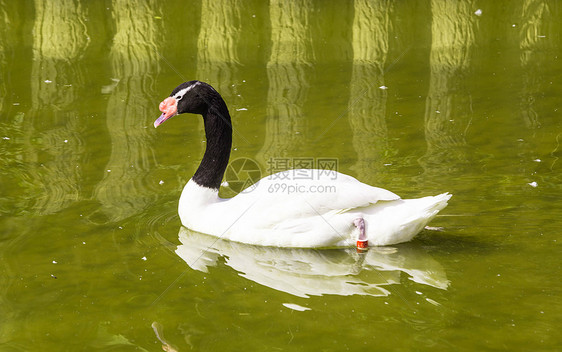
[178,169,451,248]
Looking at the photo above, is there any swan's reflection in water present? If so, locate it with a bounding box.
[176,227,449,298]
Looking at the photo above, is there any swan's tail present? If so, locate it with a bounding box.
[368,193,452,245]
[421,192,452,215]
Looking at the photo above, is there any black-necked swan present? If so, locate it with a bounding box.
[154,80,452,249]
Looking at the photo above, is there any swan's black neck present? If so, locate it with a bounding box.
[191,94,232,190]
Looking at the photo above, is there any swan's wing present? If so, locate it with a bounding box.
[257,169,399,207]
[231,170,400,222]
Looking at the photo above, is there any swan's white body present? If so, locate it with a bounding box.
[179,169,451,248]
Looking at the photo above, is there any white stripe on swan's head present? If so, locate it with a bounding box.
[173,81,201,102]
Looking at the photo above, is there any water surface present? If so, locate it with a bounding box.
[1,1,561,350]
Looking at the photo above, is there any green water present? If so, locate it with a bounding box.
[1,0,561,350]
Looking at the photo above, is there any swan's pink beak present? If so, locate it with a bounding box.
[154,97,178,128]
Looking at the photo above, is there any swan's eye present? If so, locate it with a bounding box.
[175,95,183,101]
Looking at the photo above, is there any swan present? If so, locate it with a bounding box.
[154,80,452,249]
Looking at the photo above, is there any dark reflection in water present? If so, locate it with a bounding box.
[420,0,476,173]
[28,1,89,215]
[176,227,449,298]
[519,0,555,130]
[348,0,394,183]
[94,1,162,222]
[258,0,315,163]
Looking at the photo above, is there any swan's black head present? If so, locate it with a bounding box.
[154,80,233,190]
[154,80,218,128]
